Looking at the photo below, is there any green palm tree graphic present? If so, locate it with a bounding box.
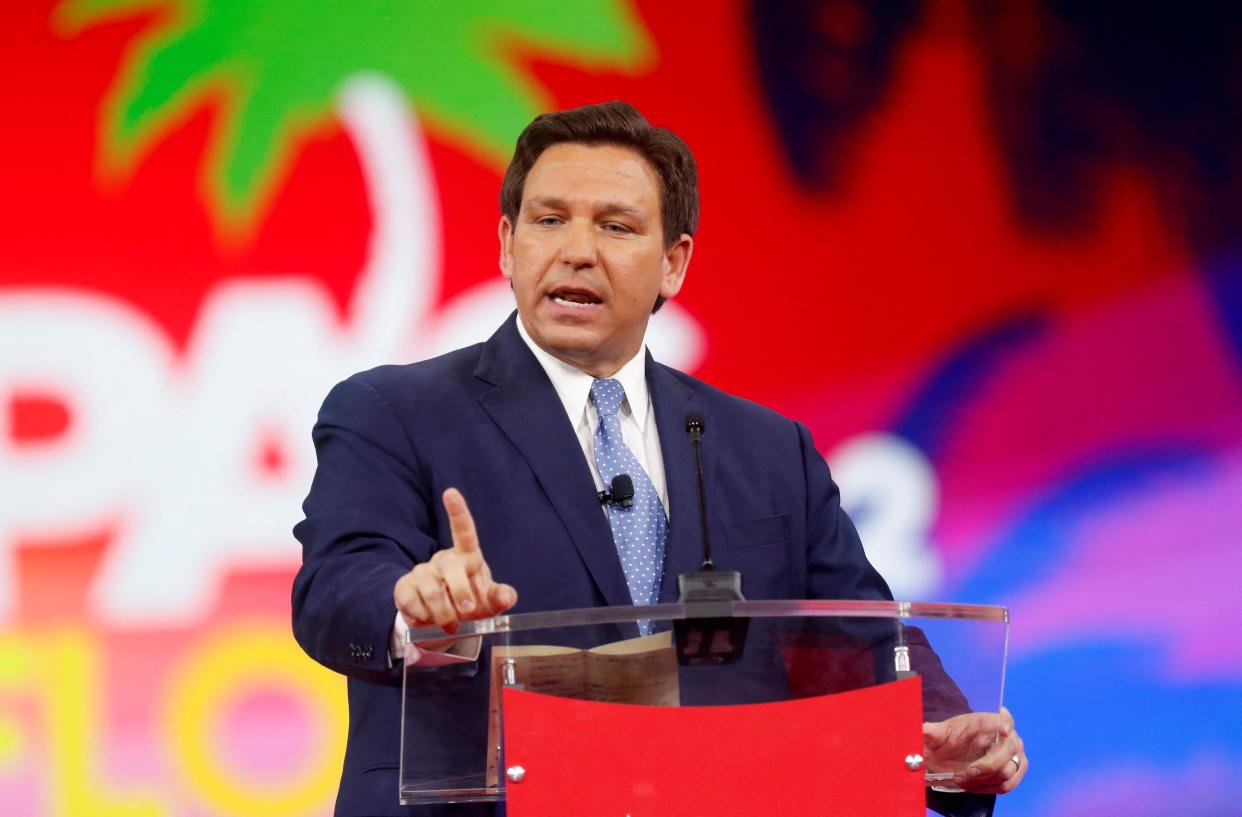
[54,0,653,238]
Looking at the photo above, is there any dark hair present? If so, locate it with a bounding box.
[500,100,699,248]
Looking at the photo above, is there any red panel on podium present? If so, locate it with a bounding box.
[502,676,925,817]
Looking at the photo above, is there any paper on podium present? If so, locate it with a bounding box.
[485,631,678,785]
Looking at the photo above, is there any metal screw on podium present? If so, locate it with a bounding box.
[904,754,923,771]
[506,766,526,783]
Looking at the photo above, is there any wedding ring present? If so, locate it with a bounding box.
[1009,755,1021,771]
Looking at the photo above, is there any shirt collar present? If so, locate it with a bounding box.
[515,316,650,432]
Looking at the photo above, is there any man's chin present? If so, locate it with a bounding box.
[530,327,631,374]
[539,331,604,362]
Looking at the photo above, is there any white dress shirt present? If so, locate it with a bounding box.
[391,320,670,661]
[514,318,669,511]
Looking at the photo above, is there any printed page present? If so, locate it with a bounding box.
[586,631,680,706]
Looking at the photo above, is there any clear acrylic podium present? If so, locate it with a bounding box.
[401,599,1008,814]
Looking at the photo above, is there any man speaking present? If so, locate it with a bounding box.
[292,101,1026,816]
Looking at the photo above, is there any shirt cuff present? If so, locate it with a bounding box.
[389,610,409,665]
[389,611,483,665]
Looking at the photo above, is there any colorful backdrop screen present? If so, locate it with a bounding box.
[3,1,1241,815]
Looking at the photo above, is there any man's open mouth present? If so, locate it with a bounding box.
[549,287,602,307]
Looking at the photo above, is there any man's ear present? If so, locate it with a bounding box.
[498,215,514,279]
[659,233,693,300]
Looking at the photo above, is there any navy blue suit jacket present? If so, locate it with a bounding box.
[292,314,990,817]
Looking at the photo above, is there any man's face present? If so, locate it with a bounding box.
[499,142,692,377]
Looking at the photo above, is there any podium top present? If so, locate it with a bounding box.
[399,598,1010,806]
[405,598,1007,645]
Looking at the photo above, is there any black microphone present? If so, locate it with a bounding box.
[611,474,634,508]
[597,473,635,508]
[675,410,748,666]
[686,411,705,439]
[684,412,712,569]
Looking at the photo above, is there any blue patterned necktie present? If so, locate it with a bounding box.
[589,378,667,633]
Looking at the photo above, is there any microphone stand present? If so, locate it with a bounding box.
[674,412,748,665]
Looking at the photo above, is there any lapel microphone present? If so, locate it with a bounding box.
[597,473,635,508]
[675,410,748,665]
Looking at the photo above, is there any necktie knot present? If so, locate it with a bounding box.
[590,378,625,418]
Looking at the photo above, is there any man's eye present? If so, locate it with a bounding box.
[535,216,562,226]
[604,223,632,234]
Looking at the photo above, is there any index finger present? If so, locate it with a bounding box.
[442,487,482,558]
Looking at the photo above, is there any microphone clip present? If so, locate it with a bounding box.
[597,473,635,509]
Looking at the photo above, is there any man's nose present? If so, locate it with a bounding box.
[558,220,597,268]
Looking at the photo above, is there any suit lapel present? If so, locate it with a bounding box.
[648,358,713,603]
[475,316,632,609]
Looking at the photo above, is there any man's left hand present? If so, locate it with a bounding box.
[922,706,1027,794]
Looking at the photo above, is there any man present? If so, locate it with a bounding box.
[293,101,1026,816]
